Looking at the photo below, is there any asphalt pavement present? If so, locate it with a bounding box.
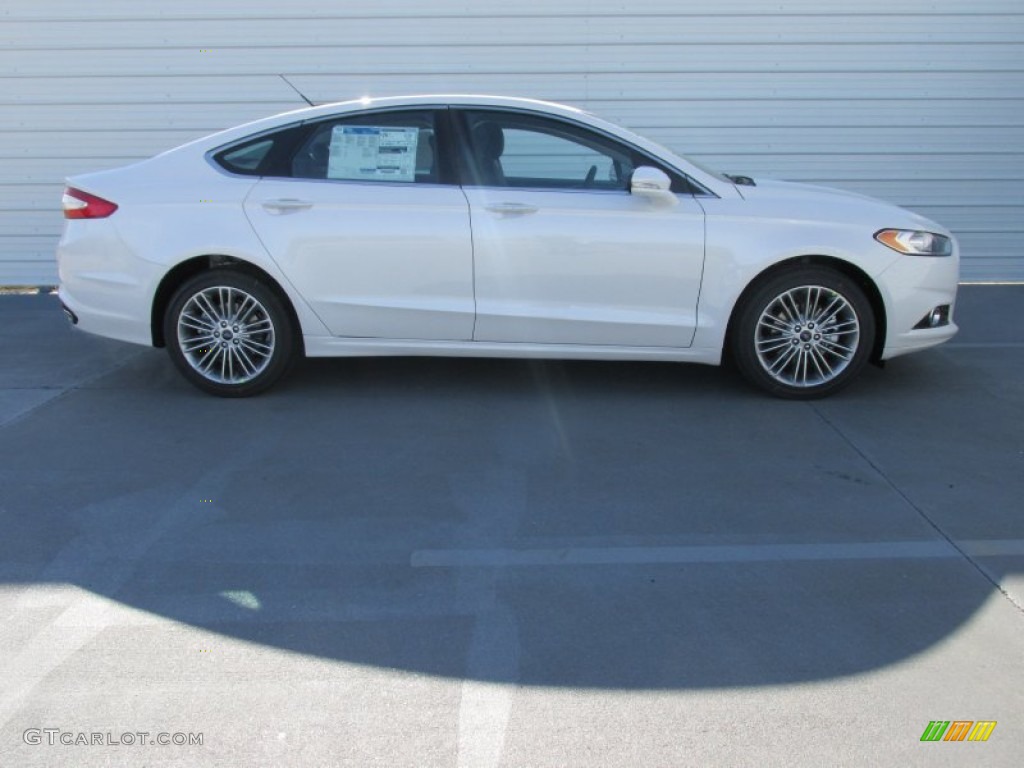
[0,286,1022,767]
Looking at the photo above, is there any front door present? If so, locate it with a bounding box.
[455,108,705,348]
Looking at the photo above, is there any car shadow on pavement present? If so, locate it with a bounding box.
[3,309,1022,692]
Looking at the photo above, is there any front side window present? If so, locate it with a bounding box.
[291,110,439,183]
[458,110,634,191]
[457,109,700,194]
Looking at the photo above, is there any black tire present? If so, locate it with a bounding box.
[730,266,875,399]
[164,269,297,397]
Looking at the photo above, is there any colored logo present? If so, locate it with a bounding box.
[920,720,996,742]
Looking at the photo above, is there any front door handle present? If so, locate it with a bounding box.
[262,198,314,213]
[485,202,539,216]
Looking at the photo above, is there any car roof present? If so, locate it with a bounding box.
[214,95,590,140]
[312,94,588,115]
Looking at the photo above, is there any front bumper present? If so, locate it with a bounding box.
[877,249,960,360]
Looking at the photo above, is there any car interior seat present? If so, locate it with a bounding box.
[470,121,507,186]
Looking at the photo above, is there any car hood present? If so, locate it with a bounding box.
[731,178,949,234]
[738,177,882,202]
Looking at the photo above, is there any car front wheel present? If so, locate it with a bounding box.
[164,270,296,397]
[731,267,875,399]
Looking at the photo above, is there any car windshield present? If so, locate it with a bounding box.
[644,135,731,183]
[672,150,731,183]
[583,110,732,185]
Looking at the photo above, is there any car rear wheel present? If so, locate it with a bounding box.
[164,270,296,397]
[731,266,875,399]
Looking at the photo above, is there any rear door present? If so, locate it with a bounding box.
[244,107,475,340]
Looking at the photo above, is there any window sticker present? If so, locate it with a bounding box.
[327,126,420,182]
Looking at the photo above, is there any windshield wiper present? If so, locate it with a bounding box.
[724,174,756,186]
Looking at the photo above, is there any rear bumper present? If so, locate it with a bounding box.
[57,218,160,347]
[60,301,78,325]
[58,285,154,346]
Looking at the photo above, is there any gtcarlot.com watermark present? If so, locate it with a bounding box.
[24,728,203,747]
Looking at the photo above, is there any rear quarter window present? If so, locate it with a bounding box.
[212,138,276,175]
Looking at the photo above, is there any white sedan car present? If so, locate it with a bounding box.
[57,95,958,398]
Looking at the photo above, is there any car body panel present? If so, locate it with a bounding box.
[302,335,723,364]
[464,186,705,347]
[59,159,332,344]
[689,181,958,355]
[244,177,475,340]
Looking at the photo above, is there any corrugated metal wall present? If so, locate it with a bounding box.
[2,0,1022,284]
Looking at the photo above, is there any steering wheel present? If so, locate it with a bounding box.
[583,165,597,188]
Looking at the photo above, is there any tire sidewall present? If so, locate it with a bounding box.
[732,267,876,399]
[164,270,295,397]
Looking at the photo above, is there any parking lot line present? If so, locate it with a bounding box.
[411,538,1024,568]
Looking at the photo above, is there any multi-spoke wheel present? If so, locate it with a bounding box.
[731,267,875,399]
[165,270,297,396]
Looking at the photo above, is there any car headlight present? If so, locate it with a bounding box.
[874,229,953,256]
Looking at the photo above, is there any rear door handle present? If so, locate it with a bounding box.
[262,198,314,213]
[485,202,538,216]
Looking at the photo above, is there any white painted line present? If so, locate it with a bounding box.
[958,281,1024,285]
[963,539,1024,556]
[944,342,1024,349]
[457,609,518,768]
[412,539,1024,568]
[450,469,524,768]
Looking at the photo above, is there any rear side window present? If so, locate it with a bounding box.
[291,110,439,183]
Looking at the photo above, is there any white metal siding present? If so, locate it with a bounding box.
[2,0,1022,284]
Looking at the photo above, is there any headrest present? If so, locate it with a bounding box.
[472,122,504,160]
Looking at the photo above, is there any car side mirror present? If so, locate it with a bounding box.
[630,166,678,206]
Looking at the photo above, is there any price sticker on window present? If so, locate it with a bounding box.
[328,126,419,182]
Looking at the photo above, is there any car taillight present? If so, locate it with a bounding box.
[62,187,118,219]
